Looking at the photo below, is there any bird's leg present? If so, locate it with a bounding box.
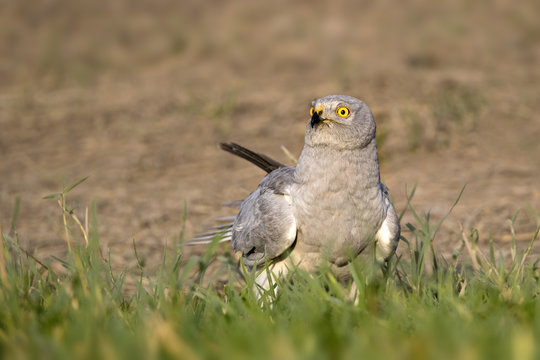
[254,261,290,302]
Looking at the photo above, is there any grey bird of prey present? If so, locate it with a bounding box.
[191,95,400,292]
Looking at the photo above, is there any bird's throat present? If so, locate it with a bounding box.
[294,140,381,189]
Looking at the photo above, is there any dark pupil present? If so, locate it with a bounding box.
[340,109,346,115]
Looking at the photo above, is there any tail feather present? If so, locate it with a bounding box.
[223,200,243,208]
[185,219,234,246]
[189,142,282,246]
[205,223,234,231]
[215,216,236,222]
[183,236,232,246]
[184,230,232,246]
[219,142,284,174]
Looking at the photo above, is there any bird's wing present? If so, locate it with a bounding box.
[220,142,285,173]
[375,185,400,261]
[187,143,287,246]
[232,166,297,267]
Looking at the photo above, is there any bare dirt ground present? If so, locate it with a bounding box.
[1,0,539,275]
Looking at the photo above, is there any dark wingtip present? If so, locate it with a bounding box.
[219,142,284,173]
[219,142,235,151]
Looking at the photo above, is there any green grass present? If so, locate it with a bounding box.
[1,180,540,360]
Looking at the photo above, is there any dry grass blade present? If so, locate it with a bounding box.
[280,145,298,164]
[461,227,482,271]
[56,199,89,247]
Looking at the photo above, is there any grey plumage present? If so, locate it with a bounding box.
[232,166,297,267]
[193,95,400,291]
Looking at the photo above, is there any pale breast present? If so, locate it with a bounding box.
[291,179,386,266]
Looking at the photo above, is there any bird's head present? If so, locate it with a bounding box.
[305,95,376,149]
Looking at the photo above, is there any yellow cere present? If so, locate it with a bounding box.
[310,105,324,116]
[336,106,350,117]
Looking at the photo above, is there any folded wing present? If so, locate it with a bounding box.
[232,167,297,267]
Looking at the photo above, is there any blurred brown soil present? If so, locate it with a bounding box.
[1,0,539,277]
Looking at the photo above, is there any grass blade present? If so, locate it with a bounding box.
[63,176,89,194]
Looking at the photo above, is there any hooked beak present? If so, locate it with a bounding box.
[310,110,322,128]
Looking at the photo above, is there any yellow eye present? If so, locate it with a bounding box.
[310,107,314,116]
[336,106,350,117]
